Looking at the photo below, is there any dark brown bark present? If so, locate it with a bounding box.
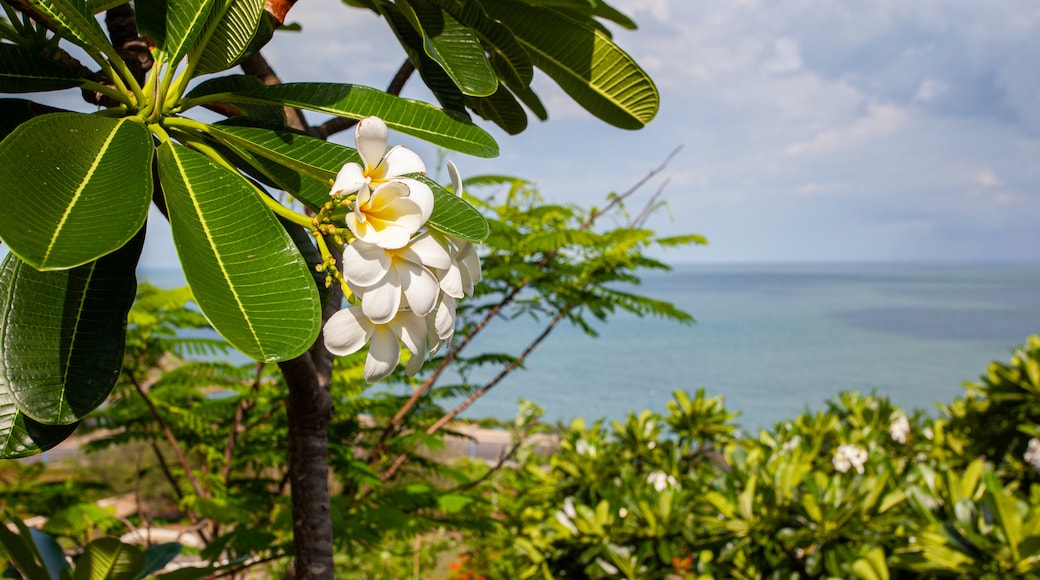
[279,353,334,580]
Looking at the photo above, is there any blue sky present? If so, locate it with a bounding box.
[259,0,1040,264]
[7,0,1040,266]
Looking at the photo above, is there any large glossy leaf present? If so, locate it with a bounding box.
[380,1,470,117]
[71,537,144,580]
[165,0,216,64]
[483,1,658,129]
[0,232,142,426]
[26,0,112,54]
[214,137,331,211]
[134,0,168,47]
[467,84,528,135]
[0,401,80,458]
[397,0,497,97]
[0,114,153,270]
[206,122,358,182]
[182,75,285,122]
[420,175,489,241]
[156,142,321,362]
[225,82,500,157]
[191,0,266,75]
[204,122,355,210]
[430,0,533,88]
[0,43,83,93]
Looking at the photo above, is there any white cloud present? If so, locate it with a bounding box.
[785,102,908,156]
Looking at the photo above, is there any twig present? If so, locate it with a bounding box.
[130,375,209,500]
[220,362,264,485]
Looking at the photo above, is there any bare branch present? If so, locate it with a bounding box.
[130,375,209,501]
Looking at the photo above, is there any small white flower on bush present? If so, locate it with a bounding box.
[1025,438,1040,470]
[575,438,596,457]
[889,413,910,444]
[782,435,801,452]
[646,470,677,492]
[832,444,868,474]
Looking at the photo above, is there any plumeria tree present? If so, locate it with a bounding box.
[0,0,659,576]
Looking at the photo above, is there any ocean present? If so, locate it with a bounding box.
[138,263,1040,432]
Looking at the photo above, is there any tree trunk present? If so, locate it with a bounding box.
[281,353,334,579]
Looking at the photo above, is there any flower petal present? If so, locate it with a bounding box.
[434,295,456,341]
[447,160,463,197]
[364,326,400,382]
[391,309,428,359]
[358,268,402,324]
[355,116,389,172]
[436,261,464,299]
[382,145,426,178]
[323,306,372,356]
[343,240,391,286]
[331,163,367,196]
[399,261,440,317]
[397,177,434,223]
[400,233,452,270]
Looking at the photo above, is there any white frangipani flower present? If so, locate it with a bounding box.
[343,234,452,324]
[646,470,678,492]
[1025,438,1040,470]
[889,413,910,444]
[832,444,868,474]
[323,306,428,383]
[330,116,434,248]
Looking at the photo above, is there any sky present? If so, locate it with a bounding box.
[6,0,1040,266]
[249,0,1040,264]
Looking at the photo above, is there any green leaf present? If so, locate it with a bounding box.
[72,537,145,580]
[0,231,142,425]
[0,513,51,580]
[156,142,321,362]
[29,528,71,580]
[420,175,489,241]
[135,0,168,46]
[26,0,112,54]
[205,121,357,184]
[483,0,658,129]
[397,0,498,96]
[466,84,528,135]
[224,82,499,157]
[429,0,533,88]
[88,0,131,13]
[0,401,79,458]
[135,543,181,580]
[0,98,39,140]
[380,1,470,118]
[191,0,266,75]
[0,43,83,93]
[164,0,216,64]
[182,75,285,122]
[0,113,153,270]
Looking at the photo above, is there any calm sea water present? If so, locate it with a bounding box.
[139,263,1040,431]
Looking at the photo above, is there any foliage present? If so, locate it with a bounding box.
[0,0,657,455]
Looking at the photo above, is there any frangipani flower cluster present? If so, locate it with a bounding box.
[322,117,480,382]
[832,444,868,474]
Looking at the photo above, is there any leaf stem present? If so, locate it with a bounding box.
[80,79,132,105]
